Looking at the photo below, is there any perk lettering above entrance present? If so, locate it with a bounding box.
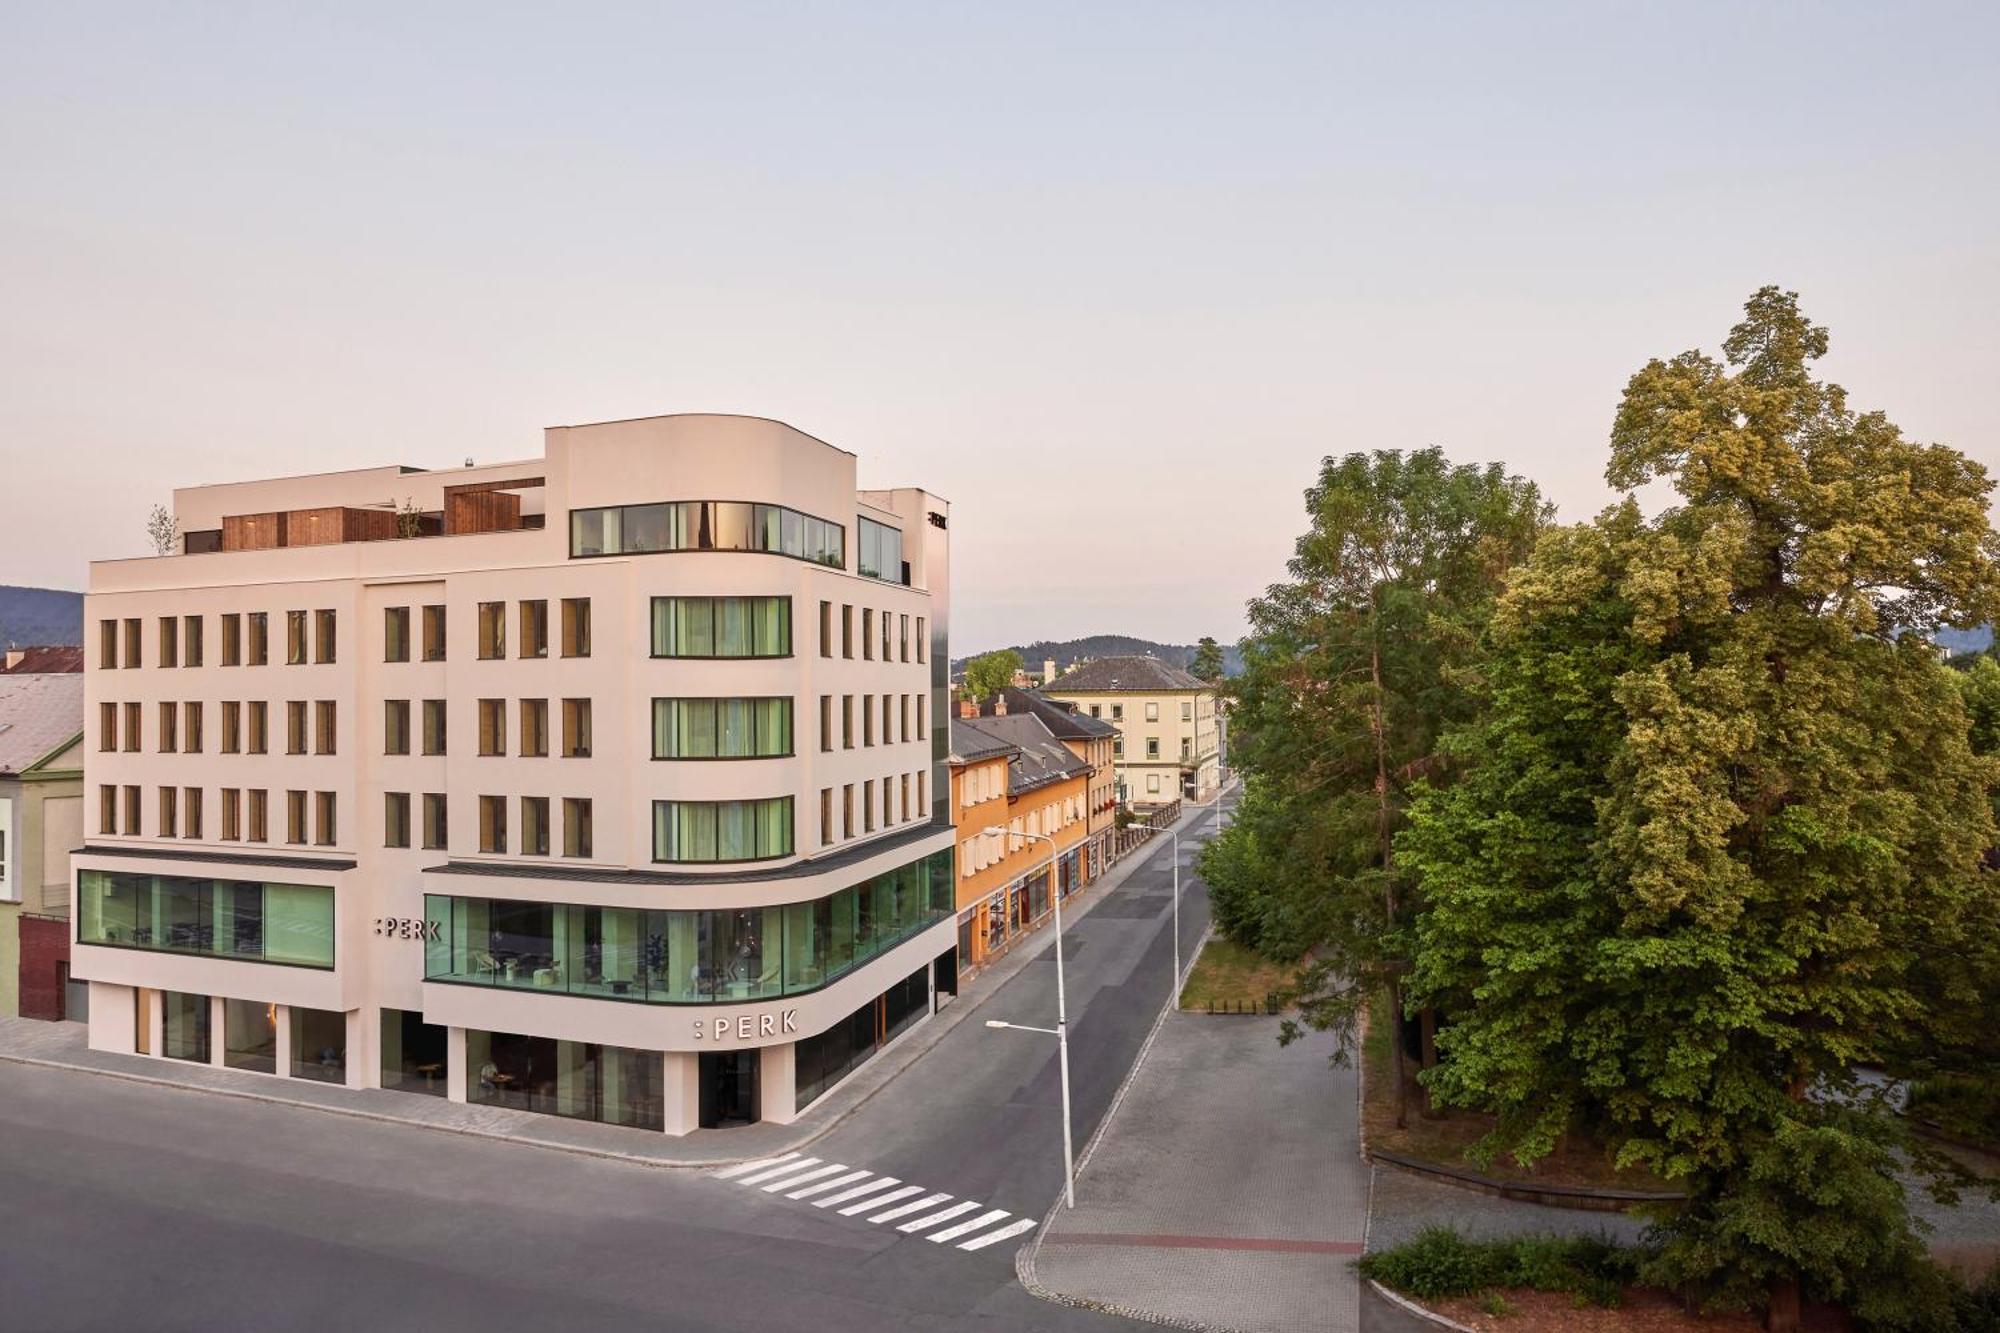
[375,916,440,941]
[693,1010,799,1043]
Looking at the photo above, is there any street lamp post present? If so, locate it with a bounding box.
[983,826,1075,1210]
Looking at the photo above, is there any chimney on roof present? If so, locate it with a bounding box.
[959,697,978,719]
[4,650,21,671]
[1043,658,1056,684]
[993,694,1008,717]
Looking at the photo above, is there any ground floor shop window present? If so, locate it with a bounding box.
[290,1006,346,1083]
[162,990,209,1063]
[223,998,277,1073]
[467,1029,664,1131]
[795,963,934,1112]
[380,1008,448,1097]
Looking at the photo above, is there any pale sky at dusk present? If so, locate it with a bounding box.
[3,3,1995,653]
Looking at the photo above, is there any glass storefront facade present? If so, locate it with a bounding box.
[467,1029,664,1131]
[223,998,277,1073]
[381,1008,449,1097]
[162,990,209,1063]
[795,964,930,1111]
[424,848,952,1005]
[290,1006,347,1082]
[77,869,335,968]
[572,501,844,568]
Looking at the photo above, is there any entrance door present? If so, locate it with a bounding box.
[698,1049,760,1128]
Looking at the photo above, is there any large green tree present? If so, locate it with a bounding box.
[962,648,1023,702]
[1402,288,2000,1330]
[1199,446,1547,1126]
[1190,636,1225,682]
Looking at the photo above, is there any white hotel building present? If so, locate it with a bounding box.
[73,414,956,1134]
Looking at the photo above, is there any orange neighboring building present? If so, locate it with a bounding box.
[947,703,1094,977]
[979,687,1119,880]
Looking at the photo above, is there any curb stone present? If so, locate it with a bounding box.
[1366,1280,1479,1333]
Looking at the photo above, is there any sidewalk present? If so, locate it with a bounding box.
[0,800,1219,1171]
[1026,1008,1367,1333]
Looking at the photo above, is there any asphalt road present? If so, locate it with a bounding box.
[0,799,1228,1333]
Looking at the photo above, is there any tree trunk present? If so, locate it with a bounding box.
[1387,977,1410,1131]
[1418,1007,1441,1118]
[1765,1276,1801,1333]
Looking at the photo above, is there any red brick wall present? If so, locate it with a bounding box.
[18,915,70,1021]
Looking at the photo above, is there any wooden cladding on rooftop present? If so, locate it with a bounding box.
[220,506,398,552]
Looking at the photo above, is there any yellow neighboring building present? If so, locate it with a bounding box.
[1044,655,1219,806]
[947,707,1092,977]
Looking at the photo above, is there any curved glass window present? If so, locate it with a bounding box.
[77,869,335,968]
[650,596,790,658]
[653,797,793,863]
[572,501,844,568]
[653,697,792,759]
[422,847,952,1004]
[857,516,904,584]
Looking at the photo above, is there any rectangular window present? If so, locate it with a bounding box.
[1145,702,1160,722]
[1114,736,1124,758]
[224,998,274,1073]
[183,787,203,839]
[569,499,844,567]
[916,617,926,663]
[881,694,892,745]
[649,596,792,658]
[286,700,306,755]
[522,797,550,856]
[842,695,854,749]
[221,788,241,842]
[1111,704,1124,721]
[184,615,203,668]
[1182,701,1194,722]
[384,700,411,755]
[520,698,549,757]
[561,598,591,658]
[562,797,592,858]
[184,701,203,753]
[819,695,832,752]
[221,700,240,753]
[290,1006,346,1082]
[314,609,336,664]
[899,694,910,742]
[479,795,507,853]
[477,602,506,659]
[918,694,928,740]
[857,516,903,583]
[900,773,909,822]
[248,700,268,754]
[519,599,548,658]
[862,608,873,660]
[652,697,792,759]
[286,790,307,844]
[422,700,447,755]
[286,610,307,665]
[99,619,117,670]
[123,617,141,668]
[651,797,793,863]
[819,600,832,657]
[385,606,410,662]
[247,612,269,666]
[313,791,336,846]
[99,701,116,752]
[862,697,875,747]
[478,699,506,756]
[159,616,178,668]
[123,785,140,834]
[158,701,177,753]
[820,788,833,846]
[843,784,854,839]
[900,614,909,662]
[863,782,875,833]
[114,702,136,750]
[1181,736,1192,758]
[100,784,117,835]
[1147,737,1160,759]
[562,698,591,758]
[842,605,853,658]
[1147,774,1161,794]
[162,991,209,1063]
[159,785,178,838]
[314,700,336,755]
[422,604,446,661]
[248,788,268,842]
[882,610,891,660]
[422,793,448,850]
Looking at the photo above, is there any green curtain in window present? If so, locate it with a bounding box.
[264,884,335,966]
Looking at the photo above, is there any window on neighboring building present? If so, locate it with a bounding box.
[184,615,203,668]
[422,604,446,661]
[862,608,873,660]
[247,612,269,666]
[384,606,410,663]
[99,702,115,752]
[863,782,875,833]
[843,784,854,839]
[842,605,853,658]
[899,614,910,662]
[478,699,506,756]
[221,701,240,754]
[1181,701,1193,722]
[247,701,268,754]
[653,798,793,863]
[1111,704,1124,721]
[247,788,268,842]
[314,610,336,664]
[159,616,178,668]
[915,616,926,664]
[562,798,592,858]
[384,792,411,849]
[99,619,117,670]
[519,599,548,659]
[99,784,117,834]
[314,700,336,755]
[181,787,203,839]
[221,788,241,842]
[1181,737,1192,758]
[313,791,336,846]
[520,698,548,757]
[477,602,506,659]
[561,598,591,658]
[1147,774,1161,794]
[1146,738,1160,759]
[384,700,410,755]
[220,612,241,666]
[819,600,832,657]
[1145,702,1159,722]
[820,788,834,846]
[422,699,447,755]
[422,793,448,850]
[184,701,203,753]
[123,785,141,834]
[521,797,551,856]
[842,695,854,749]
[158,701,177,753]
[820,695,833,752]
[122,617,141,668]
[158,785,178,837]
[286,610,308,665]
[285,700,305,755]
[863,697,874,746]
[479,795,507,853]
[562,698,592,757]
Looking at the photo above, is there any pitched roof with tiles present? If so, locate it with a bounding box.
[984,687,1118,739]
[0,672,86,776]
[949,719,1016,763]
[0,645,84,674]
[1046,654,1209,693]
[954,713,1091,797]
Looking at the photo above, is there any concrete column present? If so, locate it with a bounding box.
[148,988,164,1058]
[660,1051,699,1136]
[275,1004,293,1077]
[759,1042,797,1126]
[86,981,134,1054]
[209,995,226,1068]
[345,1008,371,1089]
[446,1025,467,1104]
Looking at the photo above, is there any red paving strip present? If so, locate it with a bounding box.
[1044,1232,1362,1256]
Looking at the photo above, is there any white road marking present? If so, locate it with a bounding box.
[928,1208,1011,1244]
[839,1184,922,1216]
[712,1152,801,1180]
[787,1169,873,1201]
[867,1192,952,1225]
[897,1200,979,1233]
[762,1163,847,1193]
[816,1177,901,1209]
[735,1156,824,1187]
[957,1218,1038,1251]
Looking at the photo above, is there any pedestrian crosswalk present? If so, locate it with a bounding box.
[711,1152,1038,1253]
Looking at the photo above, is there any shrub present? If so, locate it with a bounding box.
[1358,1227,1511,1298]
[1359,1228,1638,1306]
